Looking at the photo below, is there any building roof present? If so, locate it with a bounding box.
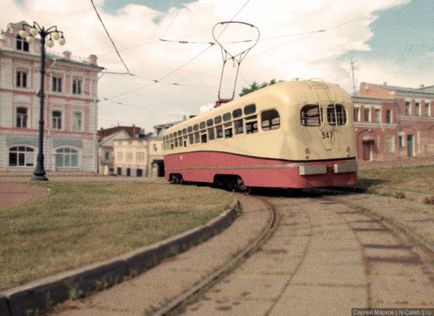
[366,82,434,97]
[98,126,142,141]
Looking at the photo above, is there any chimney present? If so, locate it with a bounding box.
[87,54,98,65]
[420,84,425,89]
[62,50,71,61]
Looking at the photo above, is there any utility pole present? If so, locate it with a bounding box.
[350,58,358,96]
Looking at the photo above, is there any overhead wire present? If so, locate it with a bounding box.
[90,0,132,74]
[105,0,252,101]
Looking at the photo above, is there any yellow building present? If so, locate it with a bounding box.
[113,136,164,177]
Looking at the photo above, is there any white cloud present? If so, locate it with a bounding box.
[0,0,416,131]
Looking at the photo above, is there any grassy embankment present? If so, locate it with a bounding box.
[358,164,434,197]
[0,182,232,291]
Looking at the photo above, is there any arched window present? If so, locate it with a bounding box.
[55,147,79,168]
[9,146,34,167]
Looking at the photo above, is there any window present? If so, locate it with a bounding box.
[72,112,82,131]
[199,122,206,129]
[9,146,34,167]
[216,125,223,138]
[374,109,381,123]
[415,102,420,116]
[16,35,29,52]
[405,102,411,115]
[194,132,200,143]
[188,126,193,133]
[223,112,231,122]
[52,111,62,130]
[354,108,359,122]
[425,103,431,116]
[55,147,79,168]
[208,128,215,140]
[136,152,145,161]
[234,119,244,134]
[206,119,213,127]
[16,71,28,88]
[52,76,62,92]
[224,123,233,138]
[386,110,393,123]
[385,136,395,153]
[262,109,280,130]
[16,107,28,128]
[245,117,258,134]
[301,105,321,126]
[398,135,403,148]
[72,79,82,95]
[244,104,256,115]
[214,116,222,124]
[364,107,371,122]
[193,124,199,131]
[233,108,242,118]
[104,151,111,161]
[327,104,347,126]
[201,133,207,143]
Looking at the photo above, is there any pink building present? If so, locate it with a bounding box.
[0,21,104,172]
[353,82,434,162]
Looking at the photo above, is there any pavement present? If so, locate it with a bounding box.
[49,194,273,315]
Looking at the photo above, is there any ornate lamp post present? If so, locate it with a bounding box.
[18,22,65,180]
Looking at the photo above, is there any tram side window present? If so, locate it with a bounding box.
[261,109,280,131]
[216,125,223,138]
[189,134,194,144]
[201,133,207,143]
[301,105,321,126]
[233,108,242,118]
[207,119,213,127]
[336,104,347,125]
[245,115,258,134]
[178,137,183,147]
[224,123,233,138]
[208,128,215,140]
[194,132,200,143]
[183,136,188,147]
[200,121,206,129]
[188,126,193,133]
[223,112,231,122]
[244,104,256,115]
[234,119,244,134]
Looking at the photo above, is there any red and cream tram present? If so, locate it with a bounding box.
[163,79,357,189]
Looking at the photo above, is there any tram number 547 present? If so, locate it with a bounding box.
[322,131,334,139]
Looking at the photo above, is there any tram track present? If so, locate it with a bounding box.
[151,194,278,316]
[176,190,433,315]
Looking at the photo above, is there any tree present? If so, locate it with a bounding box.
[239,79,281,97]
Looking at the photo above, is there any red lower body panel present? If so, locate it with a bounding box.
[165,151,357,189]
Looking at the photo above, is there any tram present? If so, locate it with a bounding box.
[163,79,357,189]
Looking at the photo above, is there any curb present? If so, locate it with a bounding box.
[0,201,239,316]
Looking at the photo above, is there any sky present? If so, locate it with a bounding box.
[1,0,433,132]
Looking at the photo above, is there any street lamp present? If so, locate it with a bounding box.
[18,22,65,181]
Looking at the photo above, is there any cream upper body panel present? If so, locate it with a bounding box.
[163,80,356,161]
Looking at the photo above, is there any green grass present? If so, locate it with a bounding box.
[0,182,232,291]
[358,165,434,195]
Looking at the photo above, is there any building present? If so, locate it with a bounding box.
[0,21,103,173]
[353,82,434,162]
[97,125,141,175]
[111,121,183,177]
[113,135,164,177]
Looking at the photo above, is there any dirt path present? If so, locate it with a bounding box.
[183,194,434,315]
[0,182,50,210]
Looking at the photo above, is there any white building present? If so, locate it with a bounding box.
[0,21,103,173]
